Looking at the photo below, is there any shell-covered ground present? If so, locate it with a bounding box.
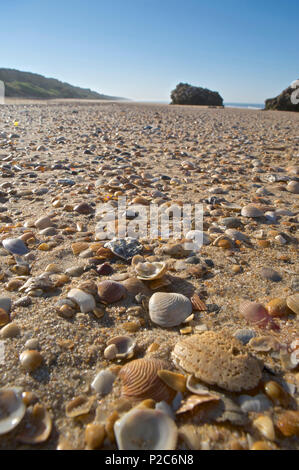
[0,101,298,450]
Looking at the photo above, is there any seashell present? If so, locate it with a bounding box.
[67,288,96,313]
[286,181,299,194]
[253,416,275,441]
[149,292,192,328]
[34,216,52,230]
[266,298,291,317]
[91,369,116,396]
[239,301,272,328]
[134,261,167,280]
[119,358,175,402]
[172,332,263,392]
[85,422,106,450]
[162,242,190,257]
[233,328,256,345]
[19,274,54,293]
[248,335,280,352]
[275,410,299,437]
[77,280,97,296]
[264,381,291,407]
[186,375,210,395]
[237,394,272,413]
[260,267,282,282]
[19,350,43,372]
[2,238,29,255]
[190,293,207,311]
[286,293,299,315]
[96,262,114,276]
[225,229,250,244]
[0,308,9,326]
[185,230,211,247]
[176,394,219,415]
[104,344,118,360]
[104,237,143,261]
[157,370,187,393]
[106,336,136,359]
[1,322,20,339]
[71,242,89,255]
[148,276,172,290]
[0,388,26,435]
[17,404,52,444]
[65,396,94,418]
[114,408,178,450]
[97,280,127,303]
[241,204,263,218]
[121,277,150,296]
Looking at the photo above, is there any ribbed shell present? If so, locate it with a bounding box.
[149,292,192,327]
[286,293,299,315]
[241,205,263,218]
[239,301,270,327]
[97,280,127,303]
[119,358,175,402]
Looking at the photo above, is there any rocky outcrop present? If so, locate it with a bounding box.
[265,80,299,112]
[170,82,223,106]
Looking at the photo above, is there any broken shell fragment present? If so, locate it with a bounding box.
[119,358,175,402]
[176,394,219,415]
[65,396,94,418]
[104,237,143,261]
[106,336,136,359]
[0,388,26,435]
[157,370,187,393]
[186,375,210,395]
[17,404,52,444]
[114,408,178,450]
[67,288,96,313]
[97,280,127,304]
[149,292,192,327]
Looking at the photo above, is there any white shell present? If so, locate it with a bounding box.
[114,408,178,450]
[67,288,96,313]
[91,369,116,396]
[0,388,26,435]
[134,261,166,280]
[149,292,192,327]
[186,230,210,248]
[106,336,136,359]
[241,205,263,218]
[2,238,29,256]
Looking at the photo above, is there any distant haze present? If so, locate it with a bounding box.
[0,0,298,102]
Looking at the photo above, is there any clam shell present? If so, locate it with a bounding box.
[239,301,271,327]
[114,408,178,450]
[0,388,26,435]
[106,336,136,359]
[286,293,299,315]
[134,261,167,280]
[119,358,175,402]
[67,288,96,313]
[121,277,151,296]
[186,230,210,247]
[241,205,263,218]
[104,237,143,260]
[149,292,192,327]
[97,280,127,303]
[2,238,29,255]
[65,396,94,418]
[287,181,299,194]
[17,404,52,444]
[186,375,210,395]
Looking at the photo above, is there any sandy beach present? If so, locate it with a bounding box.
[0,100,298,450]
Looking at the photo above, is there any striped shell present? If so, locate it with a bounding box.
[149,292,192,327]
[119,358,175,402]
[286,293,299,315]
[97,280,127,303]
[241,205,263,218]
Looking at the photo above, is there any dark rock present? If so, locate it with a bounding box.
[265,80,299,112]
[170,82,223,106]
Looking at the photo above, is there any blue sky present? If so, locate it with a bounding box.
[0,0,298,102]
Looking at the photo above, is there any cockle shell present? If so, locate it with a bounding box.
[286,293,299,315]
[0,388,26,435]
[119,358,175,402]
[97,280,127,303]
[134,261,167,280]
[241,204,263,218]
[2,238,29,255]
[114,408,178,450]
[239,301,272,327]
[149,292,192,327]
[67,288,96,313]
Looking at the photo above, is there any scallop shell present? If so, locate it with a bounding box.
[239,301,271,327]
[0,388,26,435]
[134,261,167,280]
[106,336,136,359]
[17,404,52,444]
[2,238,29,255]
[241,205,263,218]
[97,280,127,303]
[149,292,192,327]
[114,408,178,450]
[119,358,175,402]
[286,293,299,315]
[67,288,96,313]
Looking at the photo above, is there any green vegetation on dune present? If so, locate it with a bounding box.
[0,68,124,100]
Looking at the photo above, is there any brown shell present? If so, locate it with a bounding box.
[97,280,127,303]
[119,358,175,402]
[239,301,270,327]
[121,277,150,296]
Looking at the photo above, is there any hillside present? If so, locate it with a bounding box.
[0,68,124,100]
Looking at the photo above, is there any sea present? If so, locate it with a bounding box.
[224,102,264,109]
